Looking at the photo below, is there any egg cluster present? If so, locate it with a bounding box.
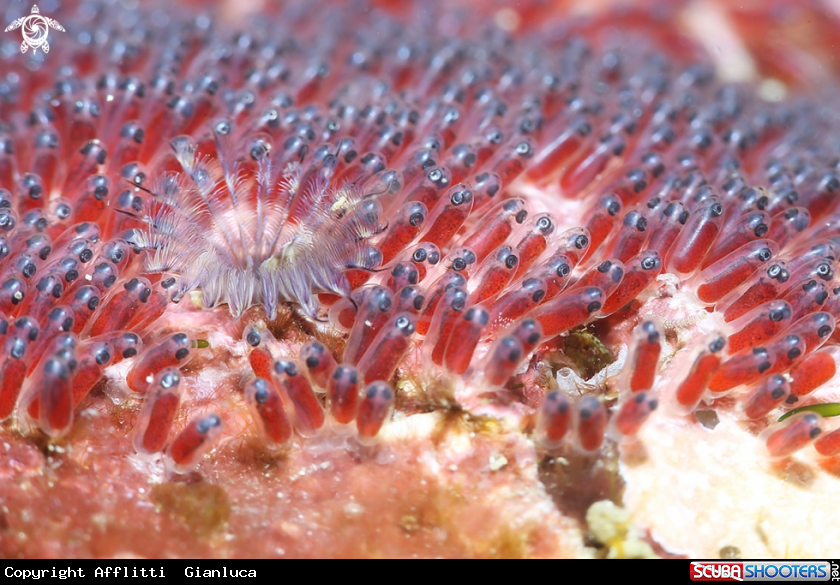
[1,0,840,471]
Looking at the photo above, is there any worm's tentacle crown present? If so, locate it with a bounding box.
[138,129,385,319]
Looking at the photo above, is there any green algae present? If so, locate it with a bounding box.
[564,328,615,380]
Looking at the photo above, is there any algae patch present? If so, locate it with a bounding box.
[564,328,615,380]
[151,482,230,536]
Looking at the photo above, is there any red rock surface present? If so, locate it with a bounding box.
[2,0,840,559]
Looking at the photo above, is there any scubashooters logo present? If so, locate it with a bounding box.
[5,4,64,54]
[690,561,832,581]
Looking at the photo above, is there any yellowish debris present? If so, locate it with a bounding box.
[586,500,659,559]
